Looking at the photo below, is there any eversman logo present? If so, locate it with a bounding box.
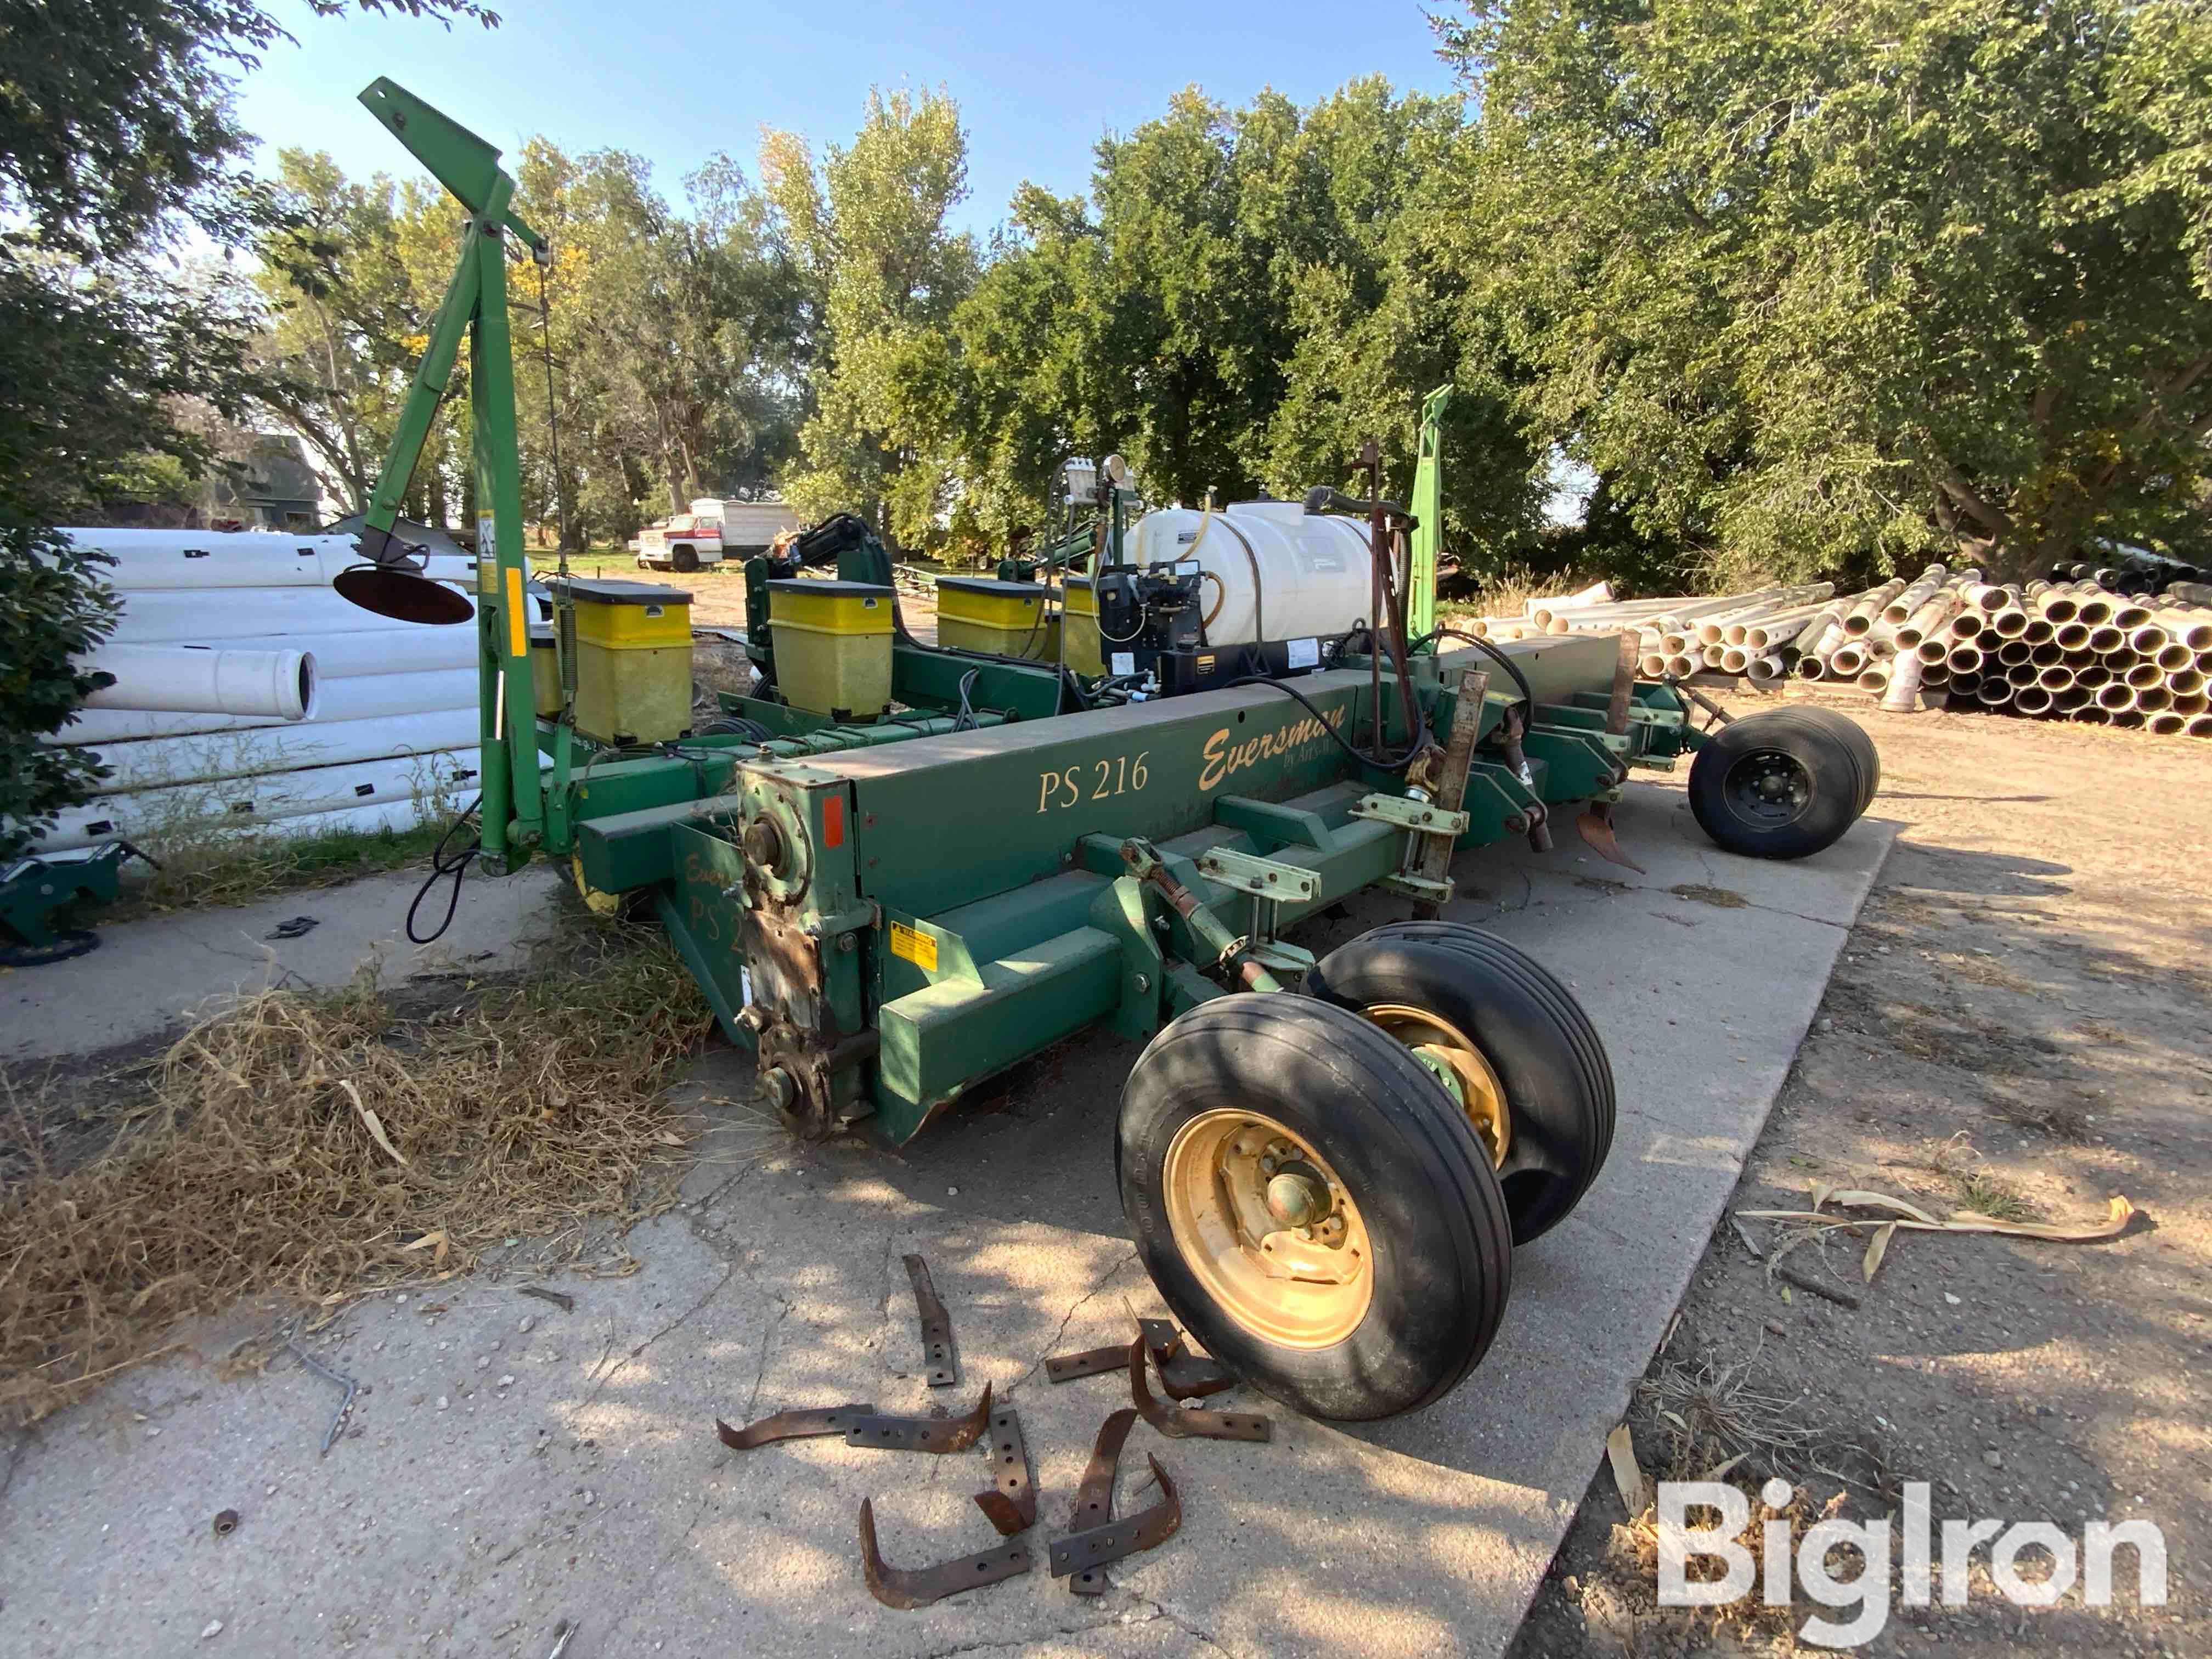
[1198,708,1344,792]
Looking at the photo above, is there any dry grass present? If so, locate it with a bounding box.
[689,639,758,704]
[1608,1353,1861,1649]
[1637,1351,1839,1486]
[113,821,448,918]
[0,925,712,1427]
[1441,563,1585,622]
[100,751,467,919]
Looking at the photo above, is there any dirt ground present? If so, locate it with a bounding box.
[1509,694,2210,1657]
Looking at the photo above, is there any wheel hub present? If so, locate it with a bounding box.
[1361,1003,1511,1167]
[1723,749,1812,826]
[1263,1161,1333,1228]
[1161,1110,1373,1348]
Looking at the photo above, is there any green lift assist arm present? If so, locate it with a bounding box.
[1408,383,1452,641]
[340,77,555,872]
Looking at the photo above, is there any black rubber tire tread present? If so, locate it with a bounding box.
[1687,709,1859,860]
[1773,707,1880,814]
[1332,920,1614,1173]
[1305,927,1615,1244]
[1118,995,1513,1421]
[672,546,699,573]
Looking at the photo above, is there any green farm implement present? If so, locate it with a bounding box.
[336,82,1878,1421]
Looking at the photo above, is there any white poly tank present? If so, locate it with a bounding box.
[1126,501,1374,647]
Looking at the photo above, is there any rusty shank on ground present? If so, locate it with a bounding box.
[858,1497,1032,1609]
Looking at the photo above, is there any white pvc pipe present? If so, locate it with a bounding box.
[63,529,488,592]
[38,749,487,851]
[80,643,316,719]
[165,626,478,679]
[74,708,482,792]
[57,668,477,745]
[106,579,480,644]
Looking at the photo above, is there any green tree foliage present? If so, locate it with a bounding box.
[763,89,980,552]
[0,0,494,852]
[1440,0,2212,583]
[940,81,1545,563]
[515,144,803,541]
[252,150,420,514]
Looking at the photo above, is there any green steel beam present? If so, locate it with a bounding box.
[1409,383,1452,638]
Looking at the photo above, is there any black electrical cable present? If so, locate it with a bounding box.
[1415,626,1534,707]
[407,793,483,945]
[1224,675,1431,772]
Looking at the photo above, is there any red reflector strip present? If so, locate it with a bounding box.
[822,793,845,848]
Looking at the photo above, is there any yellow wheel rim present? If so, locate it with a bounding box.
[1160,1108,1373,1348]
[1362,1003,1511,1167]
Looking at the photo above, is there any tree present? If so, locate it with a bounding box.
[251,150,419,514]
[0,0,496,853]
[764,89,979,551]
[940,80,1544,563]
[1440,0,2212,584]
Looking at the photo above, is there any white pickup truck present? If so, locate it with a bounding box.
[635,498,800,572]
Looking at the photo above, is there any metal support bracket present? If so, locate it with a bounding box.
[1128,1339,1270,1441]
[859,1498,1032,1609]
[1244,937,1317,978]
[1046,1346,1131,1384]
[972,1405,1036,1536]
[1192,846,1320,901]
[1048,1453,1182,1580]
[1347,792,1471,837]
[844,1381,994,1452]
[1379,872,1454,902]
[715,1403,878,1450]
[902,1253,960,1387]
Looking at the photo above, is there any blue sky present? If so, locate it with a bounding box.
[234,0,1469,234]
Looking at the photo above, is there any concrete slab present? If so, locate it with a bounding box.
[1,865,566,1064]
[0,780,1894,1657]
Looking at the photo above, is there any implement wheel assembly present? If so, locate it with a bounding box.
[1118,996,1512,1421]
[1307,924,1615,1245]
[1688,708,1867,860]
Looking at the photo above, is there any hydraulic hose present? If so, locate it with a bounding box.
[1224,675,1431,772]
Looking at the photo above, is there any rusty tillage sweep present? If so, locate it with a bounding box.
[903,1252,960,1387]
[1129,1338,1271,1441]
[1064,1407,1137,1595]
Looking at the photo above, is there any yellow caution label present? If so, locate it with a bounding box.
[888,921,938,972]
[504,566,527,659]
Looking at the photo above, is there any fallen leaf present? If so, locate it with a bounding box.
[1816,1188,1941,1225]
[1863,1221,1897,1282]
[1606,1423,1649,1516]
[337,1079,408,1167]
[402,1229,450,1266]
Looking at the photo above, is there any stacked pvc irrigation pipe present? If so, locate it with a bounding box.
[1501,563,2212,738]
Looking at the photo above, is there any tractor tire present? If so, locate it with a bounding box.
[1771,706,1880,816]
[672,546,700,574]
[1305,925,1614,1245]
[1688,708,1864,860]
[698,715,771,743]
[1118,995,1512,1421]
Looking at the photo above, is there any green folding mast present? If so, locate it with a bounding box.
[346,77,549,869]
[1408,382,1453,640]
